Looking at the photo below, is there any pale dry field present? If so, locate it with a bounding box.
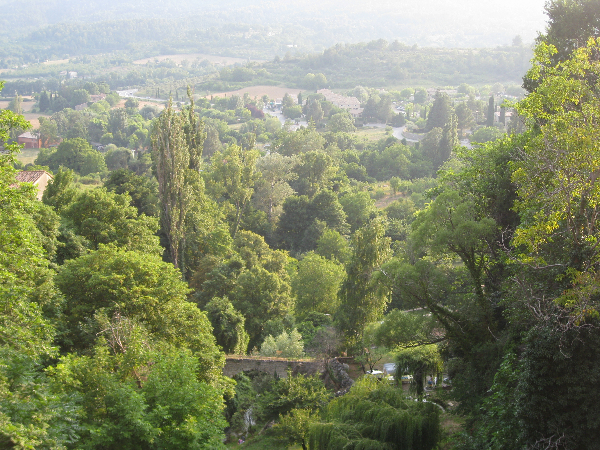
[208,85,304,100]
[133,53,263,66]
[0,97,49,128]
[42,59,70,66]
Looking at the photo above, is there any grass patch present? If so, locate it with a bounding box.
[16,148,40,165]
[354,126,389,141]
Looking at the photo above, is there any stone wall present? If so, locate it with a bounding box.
[223,357,325,378]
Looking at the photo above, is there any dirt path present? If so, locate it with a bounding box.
[375,191,405,209]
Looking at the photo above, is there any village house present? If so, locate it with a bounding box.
[317,89,363,117]
[17,132,41,149]
[14,171,53,201]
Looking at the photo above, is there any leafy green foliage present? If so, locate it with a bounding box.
[204,296,249,355]
[309,378,440,450]
[315,228,351,265]
[103,168,159,217]
[0,83,79,448]
[35,138,107,176]
[55,245,225,384]
[259,372,329,423]
[208,143,260,238]
[275,408,318,450]
[394,345,443,397]
[63,188,161,254]
[292,252,345,317]
[42,167,78,213]
[151,98,206,270]
[49,319,227,450]
[372,310,438,349]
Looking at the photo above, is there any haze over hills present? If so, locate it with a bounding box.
[2,0,547,49]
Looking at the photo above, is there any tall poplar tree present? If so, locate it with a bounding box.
[336,218,391,349]
[151,98,205,271]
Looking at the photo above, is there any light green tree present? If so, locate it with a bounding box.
[395,344,443,397]
[315,228,351,264]
[276,125,325,156]
[7,94,22,115]
[254,152,298,224]
[208,144,260,238]
[292,251,345,317]
[42,167,77,213]
[204,296,249,355]
[260,329,304,358]
[309,378,440,450]
[63,188,161,255]
[0,83,79,448]
[35,138,106,175]
[49,318,227,449]
[471,126,505,143]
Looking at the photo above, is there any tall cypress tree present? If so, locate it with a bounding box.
[38,91,50,112]
[486,95,495,126]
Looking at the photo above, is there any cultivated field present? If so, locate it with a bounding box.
[208,85,304,100]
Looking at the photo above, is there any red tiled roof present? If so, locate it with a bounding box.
[14,171,51,183]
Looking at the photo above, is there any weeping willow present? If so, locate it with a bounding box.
[308,378,440,450]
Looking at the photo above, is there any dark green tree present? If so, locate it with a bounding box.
[38,91,50,112]
[426,91,453,131]
[204,296,249,355]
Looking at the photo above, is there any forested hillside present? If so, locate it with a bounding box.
[2,0,600,449]
[0,0,544,60]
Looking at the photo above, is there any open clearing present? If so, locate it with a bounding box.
[208,85,304,100]
[16,148,40,165]
[133,53,264,66]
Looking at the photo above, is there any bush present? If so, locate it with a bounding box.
[260,329,304,358]
[371,188,386,200]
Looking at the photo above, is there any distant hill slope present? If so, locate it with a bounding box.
[0,0,546,49]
